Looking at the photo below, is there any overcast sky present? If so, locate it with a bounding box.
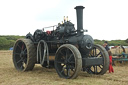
[0,0,128,40]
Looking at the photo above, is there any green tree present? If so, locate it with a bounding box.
[125,38,128,43]
[0,37,8,50]
[0,35,24,50]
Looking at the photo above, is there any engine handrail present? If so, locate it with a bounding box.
[42,25,58,31]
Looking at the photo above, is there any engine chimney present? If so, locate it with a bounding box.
[74,6,85,35]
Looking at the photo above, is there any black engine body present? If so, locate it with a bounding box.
[26,6,94,56]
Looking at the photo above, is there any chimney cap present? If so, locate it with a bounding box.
[74,6,85,9]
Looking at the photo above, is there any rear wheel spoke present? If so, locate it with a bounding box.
[17,58,23,64]
[20,64,24,69]
[61,69,64,73]
[96,66,97,73]
[93,49,94,56]
[68,54,73,61]
[23,48,27,52]
[89,53,93,57]
[93,66,96,73]
[86,67,93,74]
[60,50,65,56]
[15,53,20,55]
[66,49,70,60]
[67,68,70,76]
[17,44,22,50]
[94,48,96,56]
[61,67,66,73]
[96,52,101,57]
[23,58,27,63]
[22,44,24,51]
[98,65,103,69]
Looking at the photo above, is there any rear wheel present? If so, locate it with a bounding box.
[13,39,36,71]
[85,44,109,75]
[55,44,82,79]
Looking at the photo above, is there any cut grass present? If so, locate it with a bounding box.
[0,50,128,85]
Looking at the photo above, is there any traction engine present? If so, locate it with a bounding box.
[12,6,109,79]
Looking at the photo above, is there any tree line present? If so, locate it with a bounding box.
[94,39,128,46]
[0,35,128,50]
[0,36,24,50]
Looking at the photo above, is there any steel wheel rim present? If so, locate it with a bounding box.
[86,46,104,74]
[55,47,76,78]
[13,40,27,71]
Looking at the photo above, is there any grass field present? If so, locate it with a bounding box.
[0,50,128,85]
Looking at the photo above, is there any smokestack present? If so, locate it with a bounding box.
[74,6,85,34]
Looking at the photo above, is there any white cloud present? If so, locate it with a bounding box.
[0,0,60,35]
[0,0,128,40]
[84,0,128,40]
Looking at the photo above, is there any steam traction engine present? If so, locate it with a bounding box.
[13,6,109,79]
